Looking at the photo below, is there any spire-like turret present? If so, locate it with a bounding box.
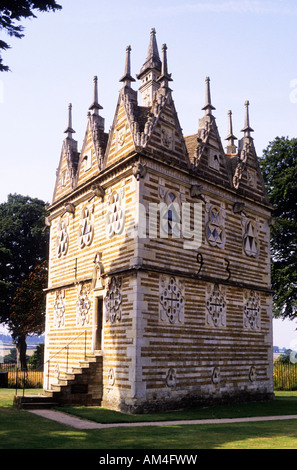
[201,77,216,116]
[89,76,103,115]
[241,100,254,138]
[119,45,136,87]
[64,103,75,138]
[137,28,162,107]
[157,43,172,89]
[225,110,237,154]
[137,28,161,80]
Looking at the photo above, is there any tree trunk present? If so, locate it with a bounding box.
[16,335,27,371]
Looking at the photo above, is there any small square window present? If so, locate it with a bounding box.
[83,151,92,171]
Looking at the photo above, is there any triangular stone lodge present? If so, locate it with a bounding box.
[43,28,274,413]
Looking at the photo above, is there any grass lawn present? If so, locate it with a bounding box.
[0,389,297,450]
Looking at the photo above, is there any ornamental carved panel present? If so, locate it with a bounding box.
[205,203,226,248]
[206,284,227,328]
[244,290,261,330]
[166,368,177,388]
[105,276,122,323]
[78,205,94,249]
[76,284,91,327]
[211,367,221,384]
[242,217,260,258]
[53,290,65,328]
[105,189,125,239]
[159,276,184,324]
[161,125,174,150]
[56,217,69,258]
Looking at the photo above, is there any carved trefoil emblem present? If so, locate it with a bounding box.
[249,366,257,382]
[78,206,94,249]
[108,367,115,386]
[56,217,69,258]
[166,368,177,388]
[76,284,91,327]
[105,189,125,239]
[206,284,227,328]
[244,290,261,330]
[53,290,65,328]
[159,276,184,324]
[211,367,221,385]
[105,277,122,323]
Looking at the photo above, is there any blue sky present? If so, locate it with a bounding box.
[0,0,297,346]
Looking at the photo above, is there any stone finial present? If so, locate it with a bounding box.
[225,110,237,153]
[89,76,103,114]
[119,45,136,87]
[201,77,216,115]
[241,100,254,138]
[64,103,75,137]
[157,43,173,88]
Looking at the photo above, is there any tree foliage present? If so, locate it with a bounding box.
[9,260,48,339]
[0,193,49,324]
[260,136,297,319]
[9,261,47,370]
[0,0,62,71]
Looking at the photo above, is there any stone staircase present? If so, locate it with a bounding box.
[14,352,103,409]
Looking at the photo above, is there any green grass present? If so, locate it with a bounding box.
[1,389,297,449]
[59,390,297,423]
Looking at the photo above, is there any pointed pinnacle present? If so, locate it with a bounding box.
[201,77,216,115]
[241,100,254,137]
[64,103,75,136]
[225,110,237,144]
[89,76,103,113]
[119,45,136,86]
[157,43,173,85]
[137,27,162,79]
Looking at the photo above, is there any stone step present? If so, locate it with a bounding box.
[51,384,62,392]
[65,372,76,380]
[84,356,97,363]
[13,395,58,409]
[78,361,91,368]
